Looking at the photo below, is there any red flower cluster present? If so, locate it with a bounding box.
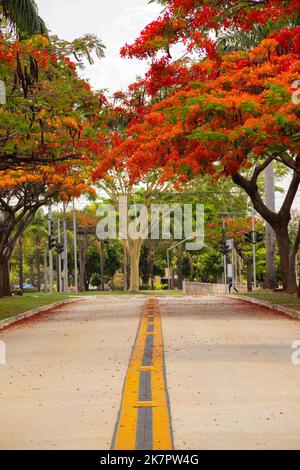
[121,0,300,60]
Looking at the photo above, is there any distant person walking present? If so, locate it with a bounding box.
[228,276,238,293]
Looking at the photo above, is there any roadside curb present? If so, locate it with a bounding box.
[227,294,300,320]
[0,297,83,331]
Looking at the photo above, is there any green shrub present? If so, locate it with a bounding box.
[154,283,167,291]
[140,284,151,291]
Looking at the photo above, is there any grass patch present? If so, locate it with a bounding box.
[239,290,300,306]
[0,293,72,322]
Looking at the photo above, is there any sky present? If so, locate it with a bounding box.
[37,0,162,94]
[36,0,299,212]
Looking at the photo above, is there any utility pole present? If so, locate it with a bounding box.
[63,202,68,293]
[252,205,257,290]
[57,218,62,293]
[232,243,236,290]
[100,240,104,291]
[73,200,78,293]
[222,221,228,290]
[48,205,54,294]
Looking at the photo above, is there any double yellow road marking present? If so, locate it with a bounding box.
[112,298,173,450]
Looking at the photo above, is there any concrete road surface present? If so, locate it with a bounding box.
[0,295,300,450]
[160,296,300,450]
[0,297,143,450]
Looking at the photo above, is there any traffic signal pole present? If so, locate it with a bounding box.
[57,218,62,293]
[222,222,228,291]
[44,241,48,293]
[63,202,69,293]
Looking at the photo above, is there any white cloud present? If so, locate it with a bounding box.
[36,0,161,92]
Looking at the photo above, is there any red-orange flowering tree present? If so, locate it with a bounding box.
[122,0,299,61]
[0,165,95,297]
[0,33,104,296]
[85,89,173,293]
[113,28,300,292]
[0,34,102,170]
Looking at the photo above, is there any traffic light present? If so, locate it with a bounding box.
[244,232,252,243]
[48,235,56,250]
[220,228,230,255]
[244,231,264,244]
[256,232,264,243]
[219,244,230,255]
[56,243,64,255]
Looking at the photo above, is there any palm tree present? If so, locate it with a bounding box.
[0,0,47,36]
[217,18,299,53]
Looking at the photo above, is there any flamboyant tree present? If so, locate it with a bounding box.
[86,88,174,293]
[0,32,104,296]
[0,165,94,297]
[122,0,299,61]
[113,27,300,292]
[0,33,103,170]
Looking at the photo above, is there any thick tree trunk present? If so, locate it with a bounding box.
[19,236,24,292]
[123,243,128,292]
[36,244,41,292]
[99,240,105,291]
[0,255,11,297]
[79,235,88,292]
[187,253,194,279]
[177,246,183,290]
[275,225,297,293]
[127,238,143,293]
[264,162,277,289]
[289,222,300,295]
[232,163,300,294]
[234,243,252,292]
[149,256,154,290]
[29,261,35,287]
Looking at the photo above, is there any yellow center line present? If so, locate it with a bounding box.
[112,298,173,450]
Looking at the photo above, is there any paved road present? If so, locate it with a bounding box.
[0,295,300,450]
[161,297,300,450]
[0,297,143,450]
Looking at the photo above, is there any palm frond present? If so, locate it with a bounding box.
[1,0,48,36]
[71,34,106,65]
[217,18,299,53]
